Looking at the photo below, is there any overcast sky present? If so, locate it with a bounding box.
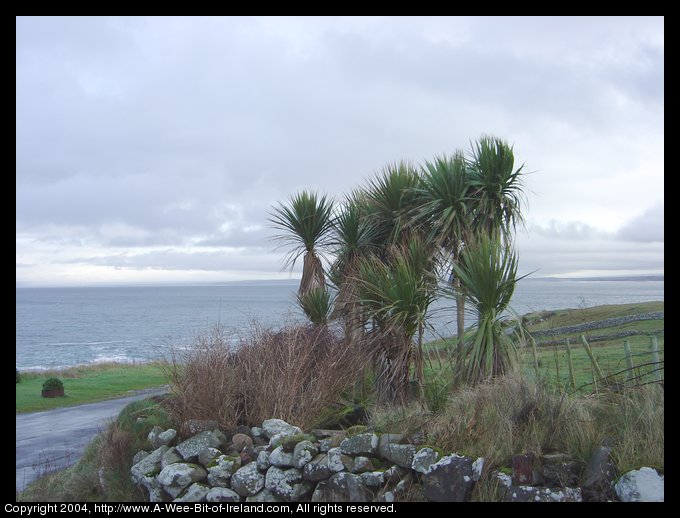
[16,16,664,287]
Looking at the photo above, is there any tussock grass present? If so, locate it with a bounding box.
[163,322,371,431]
[369,374,664,480]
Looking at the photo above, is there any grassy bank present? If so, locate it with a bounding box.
[16,362,168,413]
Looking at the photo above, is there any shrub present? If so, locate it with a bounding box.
[42,377,64,392]
[16,368,21,384]
[163,322,372,430]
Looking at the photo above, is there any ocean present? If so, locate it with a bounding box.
[15,278,664,370]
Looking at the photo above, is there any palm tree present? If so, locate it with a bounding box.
[355,237,438,403]
[468,135,526,243]
[412,152,471,352]
[297,286,334,326]
[451,234,525,385]
[269,190,335,298]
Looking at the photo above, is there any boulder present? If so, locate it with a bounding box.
[411,448,439,474]
[161,447,184,469]
[131,445,169,484]
[265,466,313,501]
[206,487,240,502]
[157,463,207,499]
[614,467,664,502]
[176,431,225,462]
[292,440,319,469]
[340,433,379,456]
[148,426,165,449]
[206,455,241,488]
[303,454,334,482]
[232,433,253,452]
[257,450,272,472]
[311,472,373,502]
[472,457,485,482]
[245,488,284,502]
[198,447,222,467]
[174,482,210,502]
[541,453,580,488]
[504,486,582,502]
[382,443,415,469]
[261,419,302,440]
[132,450,150,466]
[139,475,165,503]
[231,462,265,497]
[269,446,294,467]
[581,445,617,501]
[327,447,352,472]
[378,434,404,458]
[350,456,373,474]
[422,454,474,502]
[360,471,385,488]
[182,419,219,436]
[512,453,542,486]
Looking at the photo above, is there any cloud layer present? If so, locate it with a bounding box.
[16,17,664,286]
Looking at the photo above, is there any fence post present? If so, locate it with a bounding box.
[650,336,661,383]
[553,344,561,391]
[530,335,540,380]
[580,335,605,382]
[565,338,576,391]
[623,340,635,385]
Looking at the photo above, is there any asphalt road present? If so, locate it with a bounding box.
[16,388,168,493]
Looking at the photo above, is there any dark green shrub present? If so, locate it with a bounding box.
[16,368,21,384]
[42,377,64,391]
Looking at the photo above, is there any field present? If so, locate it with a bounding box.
[16,362,167,413]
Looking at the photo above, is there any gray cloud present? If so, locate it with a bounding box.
[16,17,664,285]
[617,201,664,243]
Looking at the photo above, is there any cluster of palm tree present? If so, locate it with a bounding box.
[269,135,528,403]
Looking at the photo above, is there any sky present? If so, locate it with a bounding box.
[16,16,664,287]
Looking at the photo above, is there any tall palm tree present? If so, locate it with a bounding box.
[269,190,335,298]
[412,152,471,352]
[468,135,526,243]
[451,234,525,385]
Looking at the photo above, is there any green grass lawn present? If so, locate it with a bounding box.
[424,300,664,396]
[16,362,168,413]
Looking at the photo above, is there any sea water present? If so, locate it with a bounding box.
[15,278,663,370]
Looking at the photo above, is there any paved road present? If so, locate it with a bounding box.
[16,388,168,493]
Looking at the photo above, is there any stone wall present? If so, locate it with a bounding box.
[130,419,663,502]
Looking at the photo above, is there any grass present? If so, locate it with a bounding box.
[16,362,168,413]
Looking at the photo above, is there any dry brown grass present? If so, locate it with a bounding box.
[163,322,371,431]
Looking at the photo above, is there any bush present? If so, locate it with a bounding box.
[163,322,372,430]
[16,368,21,384]
[42,377,64,391]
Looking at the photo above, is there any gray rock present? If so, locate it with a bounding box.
[378,433,404,458]
[360,471,385,488]
[176,431,224,462]
[311,472,373,502]
[382,443,415,469]
[183,419,219,435]
[232,433,254,452]
[261,419,302,440]
[318,438,334,453]
[158,429,177,447]
[383,465,407,485]
[472,457,485,482]
[303,454,334,482]
[231,462,265,497]
[351,456,373,474]
[131,445,169,484]
[504,486,582,502]
[149,427,177,449]
[614,467,664,502]
[269,446,294,467]
[292,440,319,469]
[246,488,284,502]
[340,433,379,456]
[157,463,207,499]
[206,487,241,502]
[422,454,474,502]
[198,447,222,467]
[581,445,617,501]
[132,450,150,466]
[174,482,210,502]
[265,466,313,502]
[148,426,165,449]
[411,448,439,474]
[512,453,542,486]
[139,475,165,503]
[257,450,271,472]
[251,426,263,438]
[161,447,184,469]
[206,455,241,488]
[327,447,352,472]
